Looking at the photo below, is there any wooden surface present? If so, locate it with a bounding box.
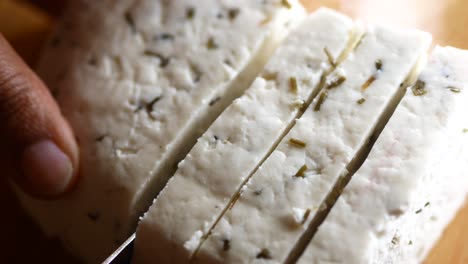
[0,0,467,263]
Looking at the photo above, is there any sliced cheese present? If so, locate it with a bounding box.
[298,46,468,264]
[194,26,431,263]
[133,8,359,264]
[15,0,305,262]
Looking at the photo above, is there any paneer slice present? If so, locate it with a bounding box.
[133,9,359,264]
[298,46,468,264]
[15,0,305,262]
[194,26,431,263]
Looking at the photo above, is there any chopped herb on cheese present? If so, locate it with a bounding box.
[281,0,292,9]
[295,164,308,178]
[362,76,377,90]
[154,33,175,41]
[143,50,170,67]
[186,7,195,19]
[207,37,219,49]
[391,235,399,245]
[375,59,383,70]
[262,72,278,81]
[253,189,263,196]
[289,77,298,93]
[314,91,328,111]
[448,86,461,93]
[228,8,240,20]
[124,11,136,32]
[357,98,366,105]
[326,75,346,89]
[412,80,427,96]
[301,209,311,224]
[256,248,272,259]
[209,96,221,106]
[289,138,306,148]
[222,239,231,251]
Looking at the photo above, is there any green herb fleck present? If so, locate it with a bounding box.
[448,86,461,93]
[155,33,175,41]
[289,138,306,148]
[409,240,413,245]
[143,50,170,67]
[207,37,219,49]
[326,75,346,89]
[362,75,376,90]
[295,164,308,178]
[260,16,272,25]
[262,72,278,81]
[186,7,195,19]
[391,236,399,245]
[357,98,366,105]
[301,209,311,224]
[463,128,468,133]
[324,47,336,67]
[314,91,328,111]
[281,0,292,9]
[222,239,231,251]
[254,189,263,196]
[375,59,383,70]
[256,248,272,259]
[415,209,423,214]
[289,77,298,93]
[412,80,427,96]
[209,96,221,106]
[124,12,136,32]
[425,202,431,207]
[136,96,163,117]
[190,63,202,83]
[228,8,240,20]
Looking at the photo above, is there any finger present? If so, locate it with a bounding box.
[0,33,79,199]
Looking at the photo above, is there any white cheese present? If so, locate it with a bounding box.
[14,0,304,262]
[194,26,431,263]
[298,46,468,264]
[133,8,357,264]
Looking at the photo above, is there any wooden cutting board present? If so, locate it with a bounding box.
[0,0,466,263]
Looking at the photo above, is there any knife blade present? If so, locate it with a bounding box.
[102,233,135,264]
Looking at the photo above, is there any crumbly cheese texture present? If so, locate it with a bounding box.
[194,26,431,263]
[133,9,355,264]
[14,0,304,262]
[298,46,468,264]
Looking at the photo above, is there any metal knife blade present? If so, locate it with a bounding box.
[102,233,135,264]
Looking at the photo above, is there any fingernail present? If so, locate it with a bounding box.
[21,140,74,197]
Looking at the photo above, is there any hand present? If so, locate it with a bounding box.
[0,34,79,199]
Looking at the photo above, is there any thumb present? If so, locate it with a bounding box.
[0,34,79,199]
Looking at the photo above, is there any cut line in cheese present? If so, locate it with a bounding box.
[297,46,468,264]
[192,25,431,264]
[132,8,360,264]
[15,0,305,262]
[285,48,428,264]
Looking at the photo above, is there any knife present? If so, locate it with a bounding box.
[102,233,135,264]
